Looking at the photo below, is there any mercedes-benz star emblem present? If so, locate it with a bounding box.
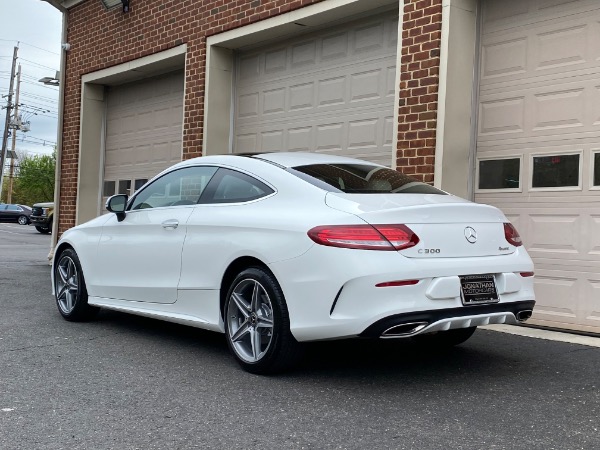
[464,227,477,244]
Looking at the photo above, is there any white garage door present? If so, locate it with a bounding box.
[103,71,184,207]
[234,12,398,166]
[475,0,600,333]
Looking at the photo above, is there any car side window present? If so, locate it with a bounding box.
[201,168,274,204]
[7,205,21,211]
[129,166,218,211]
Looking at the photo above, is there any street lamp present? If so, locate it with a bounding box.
[39,71,60,86]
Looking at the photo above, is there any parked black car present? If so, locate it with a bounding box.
[0,204,32,225]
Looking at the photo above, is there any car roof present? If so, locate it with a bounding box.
[176,152,383,169]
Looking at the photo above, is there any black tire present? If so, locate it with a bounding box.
[224,267,303,374]
[17,215,29,225]
[35,225,51,234]
[54,248,99,321]
[411,326,477,349]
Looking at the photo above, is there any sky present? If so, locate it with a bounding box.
[0,0,62,159]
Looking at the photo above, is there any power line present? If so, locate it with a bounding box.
[19,42,60,56]
[25,134,56,141]
[0,39,59,56]
[20,104,58,114]
[18,58,58,72]
[19,92,58,103]
[16,139,56,147]
[19,79,59,91]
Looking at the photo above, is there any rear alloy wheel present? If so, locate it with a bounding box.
[54,248,98,321]
[411,326,477,348]
[17,215,28,225]
[224,267,302,374]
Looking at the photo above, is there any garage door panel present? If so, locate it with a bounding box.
[591,215,600,253]
[236,110,393,166]
[479,74,600,144]
[234,11,397,166]
[535,24,587,71]
[478,96,525,136]
[481,38,527,80]
[236,55,395,122]
[104,71,184,205]
[482,7,600,86]
[477,0,600,336]
[476,202,600,260]
[533,274,579,320]
[482,0,600,34]
[527,213,581,254]
[322,32,348,60]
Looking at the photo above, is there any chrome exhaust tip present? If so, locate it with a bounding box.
[516,310,533,322]
[381,321,428,338]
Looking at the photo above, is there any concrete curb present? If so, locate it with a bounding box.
[481,324,600,348]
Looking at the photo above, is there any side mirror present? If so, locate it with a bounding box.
[106,194,128,222]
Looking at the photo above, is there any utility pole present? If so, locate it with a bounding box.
[0,45,18,202]
[7,65,21,204]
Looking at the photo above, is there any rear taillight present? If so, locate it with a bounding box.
[307,224,419,251]
[504,223,522,247]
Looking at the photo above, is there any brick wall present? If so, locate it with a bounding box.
[59,0,324,234]
[59,0,442,233]
[397,0,442,183]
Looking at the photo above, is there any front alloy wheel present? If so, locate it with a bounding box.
[54,248,98,321]
[224,267,302,374]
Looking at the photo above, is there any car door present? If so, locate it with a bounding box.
[90,165,218,303]
[178,168,277,293]
[5,205,21,221]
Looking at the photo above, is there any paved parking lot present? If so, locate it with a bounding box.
[1,222,599,449]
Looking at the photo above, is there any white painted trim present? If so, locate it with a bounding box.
[392,0,405,170]
[208,0,397,47]
[467,0,483,200]
[81,45,187,84]
[482,324,600,348]
[434,1,451,189]
[97,94,107,218]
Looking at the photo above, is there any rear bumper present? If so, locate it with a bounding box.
[269,245,535,342]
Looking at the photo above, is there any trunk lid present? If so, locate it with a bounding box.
[325,193,515,258]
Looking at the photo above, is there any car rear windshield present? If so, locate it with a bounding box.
[290,163,446,194]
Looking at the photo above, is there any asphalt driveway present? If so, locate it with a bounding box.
[0,222,598,449]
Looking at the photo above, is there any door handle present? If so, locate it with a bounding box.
[161,219,179,230]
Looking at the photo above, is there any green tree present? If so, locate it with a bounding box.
[2,153,55,205]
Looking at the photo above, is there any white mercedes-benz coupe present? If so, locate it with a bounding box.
[52,152,535,373]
